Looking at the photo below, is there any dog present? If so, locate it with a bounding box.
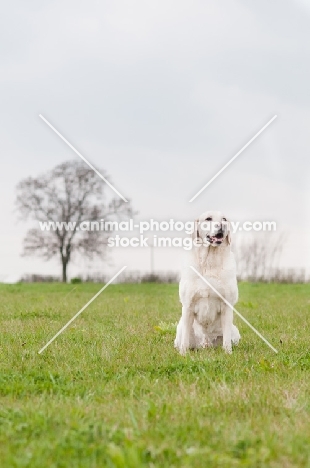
[174,211,240,355]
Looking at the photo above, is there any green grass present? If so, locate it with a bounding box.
[0,282,310,467]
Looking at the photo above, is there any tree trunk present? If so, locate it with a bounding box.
[62,260,68,283]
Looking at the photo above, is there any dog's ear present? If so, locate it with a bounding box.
[226,221,232,245]
[222,219,231,245]
[192,219,200,243]
[227,229,232,245]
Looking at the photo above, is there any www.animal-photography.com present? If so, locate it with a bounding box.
[1,1,310,467]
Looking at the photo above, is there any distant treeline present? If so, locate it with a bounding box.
[19,271,179,284]
[20,269,309,284]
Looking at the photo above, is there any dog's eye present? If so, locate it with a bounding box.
[206,217,212,221]
[222,218,227,221]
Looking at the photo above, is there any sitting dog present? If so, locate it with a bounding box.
[175,211,240,355]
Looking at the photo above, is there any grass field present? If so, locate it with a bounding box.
[0,282,309,467]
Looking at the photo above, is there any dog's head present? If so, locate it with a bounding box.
[193,210,231,247]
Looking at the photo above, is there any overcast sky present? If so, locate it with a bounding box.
[1,0,310,281]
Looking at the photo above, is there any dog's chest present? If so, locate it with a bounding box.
[192,270,237,327]
[195,274,231,300]
[195,270,234,300]
[194,296,222,328]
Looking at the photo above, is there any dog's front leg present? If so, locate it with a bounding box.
[175,305,194,355]
[221,304,233,354]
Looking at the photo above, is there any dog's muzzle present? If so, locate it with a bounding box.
[206,230,224,245]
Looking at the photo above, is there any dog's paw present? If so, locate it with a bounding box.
[231,326,241,346]
[202,338,213,348]
[179,346,188,356]
[174,342,188,356]
[223,343,232,354]
[232,336,240,346]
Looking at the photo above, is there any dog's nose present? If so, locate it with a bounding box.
[213,222,221,231]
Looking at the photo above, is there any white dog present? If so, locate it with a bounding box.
[174,211,240,355]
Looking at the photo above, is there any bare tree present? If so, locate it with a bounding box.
[16,160,134,282]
